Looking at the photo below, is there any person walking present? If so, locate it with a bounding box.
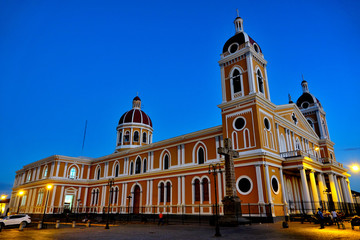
[317,208,325,229]
[158,212,164,226]
[331,210,338,225]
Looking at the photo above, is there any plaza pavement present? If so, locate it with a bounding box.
[0,221,359,240]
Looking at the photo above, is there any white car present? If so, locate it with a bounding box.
[0,214,31,228]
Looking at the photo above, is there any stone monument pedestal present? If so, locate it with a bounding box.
[220,195,243,226]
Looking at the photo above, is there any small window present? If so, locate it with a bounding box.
[135,157,141,174]
[130,162,134,175]
[228,43,239,54]
[164,155,169,170]
[330,153,334,160]
[236,176,253,195]
[143,159,147,173]
[118,132,122,144]
[264,117,271,131]
[198,148,205,164]
[69,167,76,179]
[115,164,119,177]
[302,101,310,109]
[233,117,246,131]
[124,131,130,142]
[142,132,147,143]
[194,179,200,202]
[271,176,280,194]
[96,168,101,180]
[134,131,139,142]
[43,166,48,178]
[257,69,264,94]
[254,44,259,53]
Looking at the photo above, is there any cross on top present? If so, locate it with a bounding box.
[218,138,239,158]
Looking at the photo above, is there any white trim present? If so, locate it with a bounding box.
[270,175,280,195]
[236,175,253,195]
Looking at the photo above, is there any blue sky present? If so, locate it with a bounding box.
[1,0,360,196]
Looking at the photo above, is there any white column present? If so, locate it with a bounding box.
[56,162,60,177]
[50,162,55,177]
[149,180,153,206]
[83,187,88,209]
[299,167,312,214]
[59,186,65,207]
[63,162,68,178]
[181,176,185,205]
[346,179,354,204]
[279,168,288,216]
[335,177,344,202]
[220,65,226,102]
[264,164,272,203]
[309,170,320,210]
[317,173,327,202]
[255,165,265,204]
[328,173,339,202]
[217,172,222,203]
[177,176,181,205]
[340,177,350,203]
[177,146,181,166]
[80,164,84,179]
[246,52,255,93]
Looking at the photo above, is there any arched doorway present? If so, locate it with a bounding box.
[133,185,141,214]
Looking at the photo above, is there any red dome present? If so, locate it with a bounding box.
[118,109,152,127]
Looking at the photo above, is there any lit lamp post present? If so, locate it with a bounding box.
[105,178,114,229]
[17,191,25,214]
[208,163,222,237]
[41,184,53,227]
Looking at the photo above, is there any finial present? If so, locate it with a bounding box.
[288,94,294,104]
[236,9,239,17]
[136,91,138,96]
[302,74,304,81]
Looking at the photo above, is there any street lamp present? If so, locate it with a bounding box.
[209,163,222,237]
[127,195,132,222]
[17,191,25,214]
[105,178,114,229]
[1,195,7,200]
[41,184,53,228]
[350,164,360,173]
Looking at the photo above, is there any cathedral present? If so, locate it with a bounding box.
[9,16,354,222]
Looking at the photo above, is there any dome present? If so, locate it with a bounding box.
[222,32,262,54]
[118,97,153,127]
[296,80,322,109]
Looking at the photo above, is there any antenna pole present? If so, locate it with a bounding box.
[81,120,88,155]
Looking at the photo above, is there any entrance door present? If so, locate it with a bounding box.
[64,195,74,212]
[133,185,140,214]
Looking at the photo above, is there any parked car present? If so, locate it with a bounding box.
[0,214,31,228]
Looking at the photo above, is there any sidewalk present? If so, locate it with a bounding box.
[0,221,359,239]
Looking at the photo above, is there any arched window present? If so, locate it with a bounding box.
[27,171,32,182]
[134,131,139,142]
[95,189,99,205]
[159,183,165,203]
[143,132,147,143]
[43,166,48,178]
[198,148,205,164]
[164,155,169,170]
[91,189,96,206]
[194,179,200,202]
[96,167,101,180]
[115,164,119,177]
[135,157,141,174]
[257,69,264,94]
[129,162,134,175]
[69,167,77,179]
[166,182,171,203]
[124,131,130,142]
[202,178,209,202]
[118,132,122,144]
[295,138,301,150]
[110,187,114,204]
[143,159,147,173]
[231,69,242,93]
[114,187,119,205]
[37,189,44,205]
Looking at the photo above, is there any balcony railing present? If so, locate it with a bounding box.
[280,150,343,167]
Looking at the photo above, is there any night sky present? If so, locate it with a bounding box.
[1,0,359,196]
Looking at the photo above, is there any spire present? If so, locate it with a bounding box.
[288,94,294,104]
[301,74,309,93]
[132,96,141,109]
[234,9,244,33]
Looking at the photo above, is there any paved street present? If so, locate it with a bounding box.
[0,221,359,240]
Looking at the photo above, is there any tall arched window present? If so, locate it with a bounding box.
[164,155,169,170]
[143,159,147,173]
[114,187,119,205]
[124,131,130,142]
[166,182,171,203]
[194,179,200,202]
[27,171,32,182]
[202,178,209,201]
[69,167,77,179]
[43,166,48,179]
[115,164,119,177]
[143,132,147,143]
[109,187,114,204]
[95,189,99,205]
[96,167,101,180]
[135,157,141,174]
[129,162,134,175]
[134,131,139,142]
[198,148,205,164]
[159,183,165,203]
[231,69,242,93]
[257,69,264,94]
